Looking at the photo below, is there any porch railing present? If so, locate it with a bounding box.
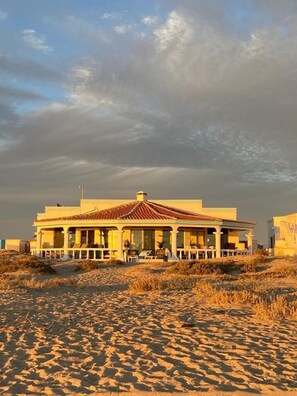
[31,247,251,261]
[31,248,118,261]
[177,248,250,260]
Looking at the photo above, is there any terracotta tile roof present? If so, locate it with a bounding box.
[37,200,223,222]
[145,201,221,221]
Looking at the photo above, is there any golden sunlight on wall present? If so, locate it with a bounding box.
[269,213,297,256]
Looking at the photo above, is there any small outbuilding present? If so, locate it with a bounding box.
[0,239,30,253]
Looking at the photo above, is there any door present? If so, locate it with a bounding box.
[144,229,155,250]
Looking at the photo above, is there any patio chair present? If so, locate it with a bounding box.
[70,243,81,259]
[80,243,89,259]
[127,249,139,262]
[138,250,153,259]
[72,243,81,248]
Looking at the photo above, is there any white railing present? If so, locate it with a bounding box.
[177,248,216,260]
[31,247,251,261]
[221,249,250,257]
[177,248,251,260]
[31,248,118,261]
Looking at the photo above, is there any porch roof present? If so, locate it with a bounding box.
[36,200,255,226]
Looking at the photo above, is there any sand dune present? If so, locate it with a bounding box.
[1,260,297,395]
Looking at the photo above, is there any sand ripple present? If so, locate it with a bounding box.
[1,263,297,394]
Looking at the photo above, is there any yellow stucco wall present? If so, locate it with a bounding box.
[271,213,297,256]
[228,230,240,248]
[37,206,80,220]
[202,208,237,220]
[41,230,54,248]
[37,195,238,222]
[5,239,23,251]
[274,247,297,256]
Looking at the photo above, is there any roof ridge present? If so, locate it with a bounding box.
[120,201,141,219]
[150,201,221,220]
[100,201,136,214]
[146,201,176,220]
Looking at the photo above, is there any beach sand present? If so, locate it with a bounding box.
[1,259,297,395]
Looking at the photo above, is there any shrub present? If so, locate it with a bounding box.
[262,262,297,278]
[254,249,269,257]
[129,275,165,293]
[243,259,258,273]
[167,259,239,276]
[0,275,79,290]
[195,282,258,305]
[107,259,125,265]
[211,289,258,306]
[247,249,270,268]
[75,259,98,272]
[0,254,56,275]
[253,295,297,321]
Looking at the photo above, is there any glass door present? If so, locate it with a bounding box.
[144,229,155,250]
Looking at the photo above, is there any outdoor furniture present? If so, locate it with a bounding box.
[72,243,81,259]
[139,250,153,259]
[127,249,139,262]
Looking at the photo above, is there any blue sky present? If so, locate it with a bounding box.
[1,0,297,243]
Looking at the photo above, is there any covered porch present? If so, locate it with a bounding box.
[31,224,254,261]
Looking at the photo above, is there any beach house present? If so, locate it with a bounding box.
[268,213,297,256]
[32,191,255,261]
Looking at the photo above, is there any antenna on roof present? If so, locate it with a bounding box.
[79,185,84,200]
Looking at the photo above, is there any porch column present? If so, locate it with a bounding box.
[63,226,69,257]
[214,227,223,258]
[117,227,124,260]
[246,231,254,254]
[203,229,208,248]
[170,227,178,259]
[75,229,81,245]
[36,228,42,257]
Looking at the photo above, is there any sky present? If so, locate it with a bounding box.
[1,0,297,245]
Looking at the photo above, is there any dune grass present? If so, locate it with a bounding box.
[129,256,297,320]
[0,274,79,290]
[1,250,296,321]
[195,280,297,320]
[75,259,99,272]
[165,255,268,276]
[0,251,56,275]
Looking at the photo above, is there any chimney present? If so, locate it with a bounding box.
[136,191,147,202]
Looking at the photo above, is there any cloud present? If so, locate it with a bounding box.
[29,8,296,186]
[22,29,52,52]
[101,12,122,20]
[62,15,110,43]
[0,101,18,124]
[0,53,65,123]
[142,16,158,26]
[114,24,134,34]
[2,2,297,243]
[154,11,192,52]
[0,54,63,82]
[0,10,7,20]
[0,85,46,102]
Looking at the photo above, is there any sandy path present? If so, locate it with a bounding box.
[1,263,297,395]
